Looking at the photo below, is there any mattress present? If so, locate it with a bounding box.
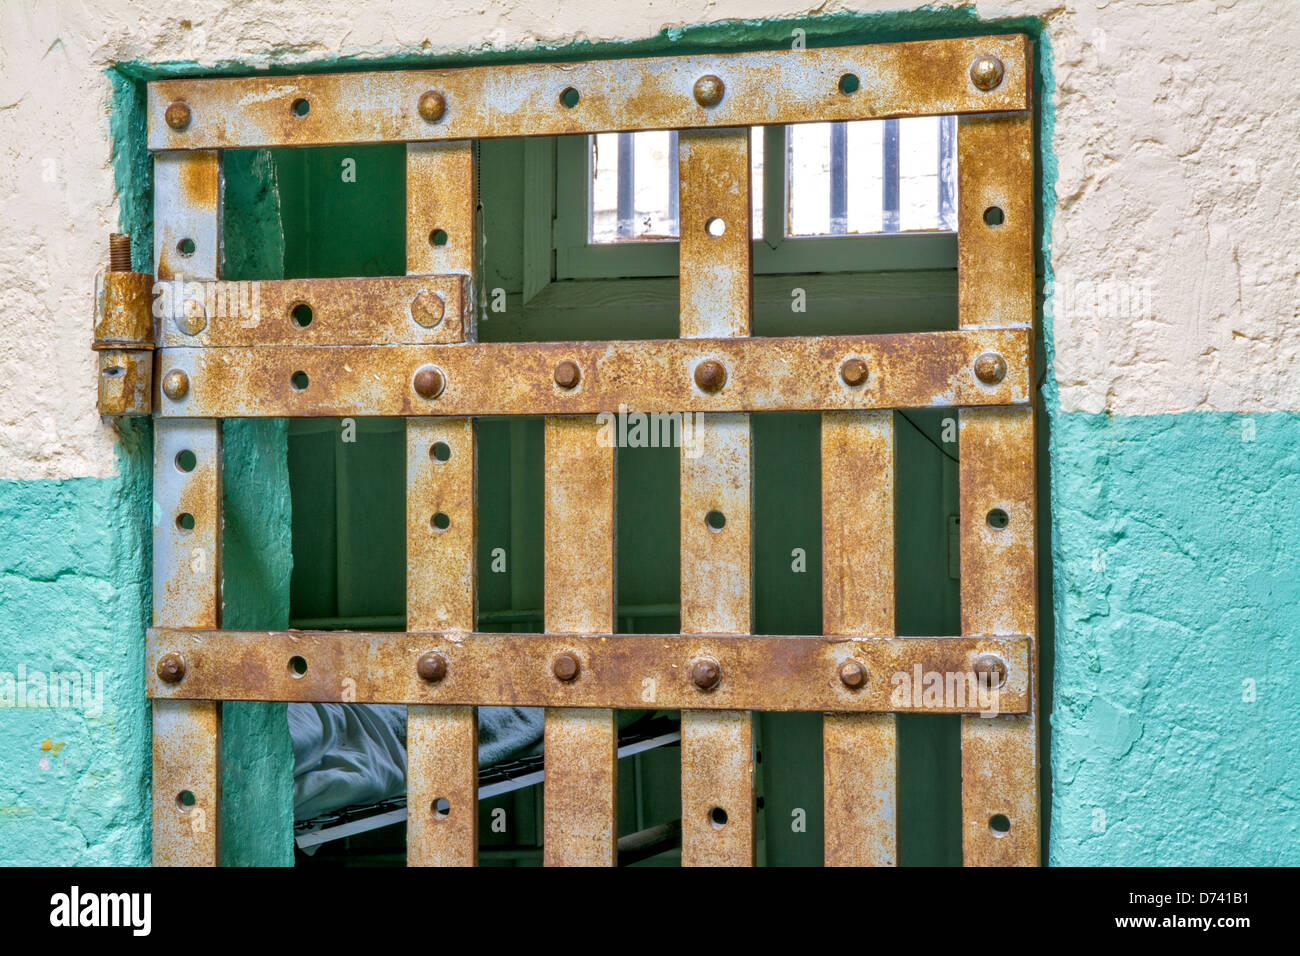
[289,703,546,820]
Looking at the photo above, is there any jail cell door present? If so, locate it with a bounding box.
[141,35,1039,866]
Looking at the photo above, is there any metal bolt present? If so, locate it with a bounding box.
[157,653,186,684]
[161,369,189,401]
[694,74,725,107]
[973,653,1008,689]
[840,357,869,387]
[552,653,581,683]
[416,652,448,683]
[973,352,1008,385]
[165,100,192,130]
[411,290,446,328]
[969,55,1005,91]
[109,233,132,273]
[413,365,446,400]
[691,658,722,691]
[554,360,581,389]
[418,90,447,123]
[694,359,727,393]
[838,659,868,690]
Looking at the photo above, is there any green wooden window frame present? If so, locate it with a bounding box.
[540,126,958,288]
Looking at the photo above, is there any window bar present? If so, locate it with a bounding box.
[939,115,957,231]
[829,121,849,235]
[542,417,618,866]
[617,131,636,239]
[151,150,224,867]
[677,127,756,866]
[956,112,1039,866]
[668,130,680,236]
[405,141,479,867]
[882,118,901,233]
[822,410,899,866]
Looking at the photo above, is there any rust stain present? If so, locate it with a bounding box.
[153,329,1032,418]
[147,36,1032,150]
[822,411,898,867]
[543,417,617,866]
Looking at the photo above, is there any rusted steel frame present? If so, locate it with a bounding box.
[958,111,1039,866]
[406,420,478,866]
[146,629,1031,713]
[822,411,899,866]
[678,128,755,867]
[957,112,1036,329]
[542,417,618,866]
[155,275,469,347]
[405,142,479,867]
[95,269,156,414]
[154,328,1032,418]
[151,150,223,867]
[148,35,1032,151]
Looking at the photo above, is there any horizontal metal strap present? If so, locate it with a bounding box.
[146,628,1030,714]
[155,275,469,347]
[155,328,1031,417]
[148,35,1031,150]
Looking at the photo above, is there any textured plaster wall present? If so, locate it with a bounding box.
[1,0,1297,864]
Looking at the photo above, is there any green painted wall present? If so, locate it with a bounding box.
[0,428,152,864]
[1046,410,1300,864]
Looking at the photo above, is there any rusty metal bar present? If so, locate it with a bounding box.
[154,328,1031,418]
[678,127,755,866]
[406,420,478,866]
[822,410,898,866]
[146,629,1030,713]
[148,36,1031,151]
[542,417,618,865]
[405,141,479,867]
[151,150,223,867]
[958,111,1039,866]
[155,275,469,347]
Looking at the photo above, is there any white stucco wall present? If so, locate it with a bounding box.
[1,0,1297,480]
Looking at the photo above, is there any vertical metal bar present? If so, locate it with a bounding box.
[152,150,223,867]
[617,131,636,239]
[829,122,848,235]
[678,128,755,867]
[939,115,957,230]
[822,410,898,866]
[957,112,1038,866]
[882,118,901,233]
[668,130,680,236]
[406,141,479,867]
[543,417,618,866]
[406,420,478,865]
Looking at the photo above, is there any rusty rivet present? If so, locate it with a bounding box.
[969,55,1005,91]
[554,360,581,389]
[418,90,447,123]
[973,653,1008,689]
[693,74,725,107]
[691,658,722,691]
[165,100,192,130]
[973,351,1008,385]
[411,289,446,328]
[412,365,446,400]
[840,357,869,387]
[161,369,189,401]
[552,653,581,683]
[157,653,186,684]
[416,651,448,683]
[694,359,727,393]
[838,659,868,690]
